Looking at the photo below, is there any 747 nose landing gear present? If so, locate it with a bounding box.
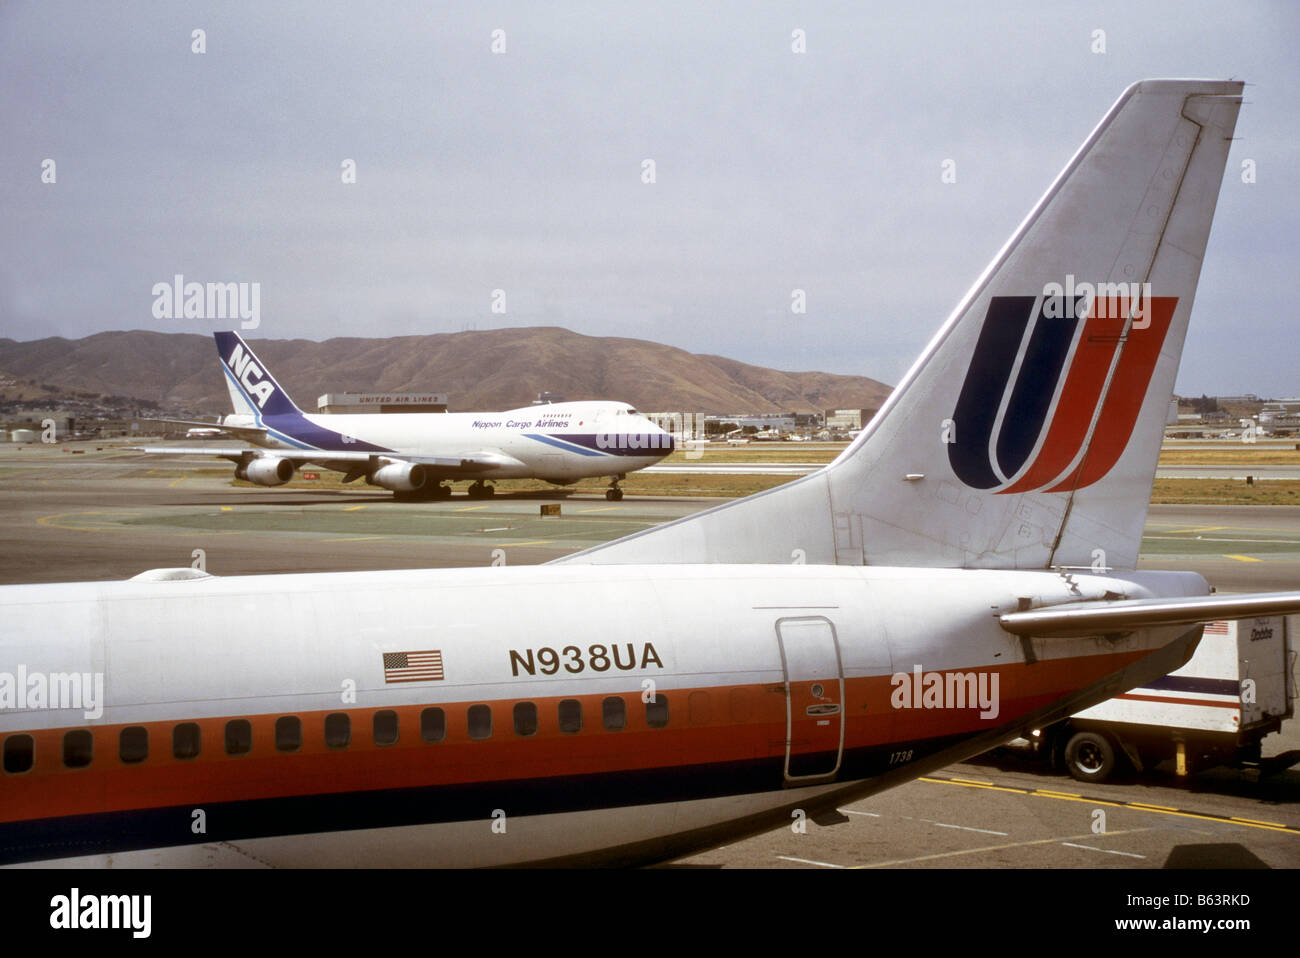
[605,476,625,502]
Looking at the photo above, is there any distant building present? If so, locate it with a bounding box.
[1260,400,1300,435]
[826,408,875,431]
[317,393,448,414]
[702,413,798,434]
[646,412,707,440]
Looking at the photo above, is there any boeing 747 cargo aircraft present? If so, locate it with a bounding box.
[139,331,674,500]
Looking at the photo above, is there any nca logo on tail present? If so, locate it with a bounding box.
[947,292,1177,494]
[227,343,274,409]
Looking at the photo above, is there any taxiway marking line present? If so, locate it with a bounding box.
[1223,554,1262,562]
[923,775,1300,834]
[319,536,391,542]
[919,777,1028,796]
[776,856,847,869]
[926,821,1009,836]
[853,827,1154,868]
[1060,842,1146,859]
[1231,815,1287,828]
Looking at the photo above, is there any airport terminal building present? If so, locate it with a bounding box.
[317,393,449,414]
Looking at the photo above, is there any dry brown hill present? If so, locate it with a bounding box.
[0,327,892,415]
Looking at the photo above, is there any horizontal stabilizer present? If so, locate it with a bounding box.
[1001,591,1300,637]
[141,417,269,440]
[131,447,525,472]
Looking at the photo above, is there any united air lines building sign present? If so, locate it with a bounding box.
[317,393,449,414]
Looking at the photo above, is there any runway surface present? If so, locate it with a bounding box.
[4,444,1299,869]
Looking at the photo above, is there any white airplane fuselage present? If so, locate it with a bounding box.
[0,563,1207,867]
[229,400,672,482]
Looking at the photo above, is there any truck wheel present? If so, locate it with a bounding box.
[1064,731,1118,783]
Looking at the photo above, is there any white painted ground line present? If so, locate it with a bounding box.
[928,821,1010,836]
[1060,842,1146,859]
[776,855,848,869]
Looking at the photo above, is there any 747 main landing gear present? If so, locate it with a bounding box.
[467,481,496,500]
[605,476,626,502]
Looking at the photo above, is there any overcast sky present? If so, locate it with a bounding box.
[2,2,1297,397]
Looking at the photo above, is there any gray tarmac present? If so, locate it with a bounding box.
[4,443,1299,868]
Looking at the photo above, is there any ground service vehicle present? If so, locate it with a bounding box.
[1011,616,1296,783]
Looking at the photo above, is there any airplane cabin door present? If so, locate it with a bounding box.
[776,616,845,783]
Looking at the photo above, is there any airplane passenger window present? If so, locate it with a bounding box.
[729,688,751,723]
[63,730,93,768]
[275,716,302,752]
[119,726,149,764]
[688,691,711,726]
[420,707,445,743]
[225,719,253,756]
[646,695,670,729]
[513,702,539,737]
[601,696,626,731]
[558,698,582,734]
[467,704,493,740]
[173,723,201,760]
[324,712,351,749]
[373,710,399,746]
[2,734,34,774]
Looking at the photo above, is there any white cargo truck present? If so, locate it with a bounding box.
[1012,616,1295,783]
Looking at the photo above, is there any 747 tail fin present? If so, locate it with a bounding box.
[214,331,305,420]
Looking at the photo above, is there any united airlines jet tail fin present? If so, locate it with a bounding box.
[560,79,1244,570]
[214,331,305,419]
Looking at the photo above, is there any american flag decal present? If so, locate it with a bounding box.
[383,650,445,683]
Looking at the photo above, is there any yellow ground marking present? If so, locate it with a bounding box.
[344,505,366,512]
[168,477,186,487]
[1033,789,1082,798]
[220,506,232,512]
[35,510,236,537]
[1163,526,1228,534]
[923,776,1299,835]
[495,540,554,547]
[454,505,490,512]
[854,827,1154,868]
[320,536,391,542]
[578,507,620,513]
[948,776,996,786]
[1222,554,1262,562]
[920,776,1026,795]
[1231,816,1287,828]
[1148,520,1294,534]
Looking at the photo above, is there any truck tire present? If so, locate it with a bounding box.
[1064,731,1118,783]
